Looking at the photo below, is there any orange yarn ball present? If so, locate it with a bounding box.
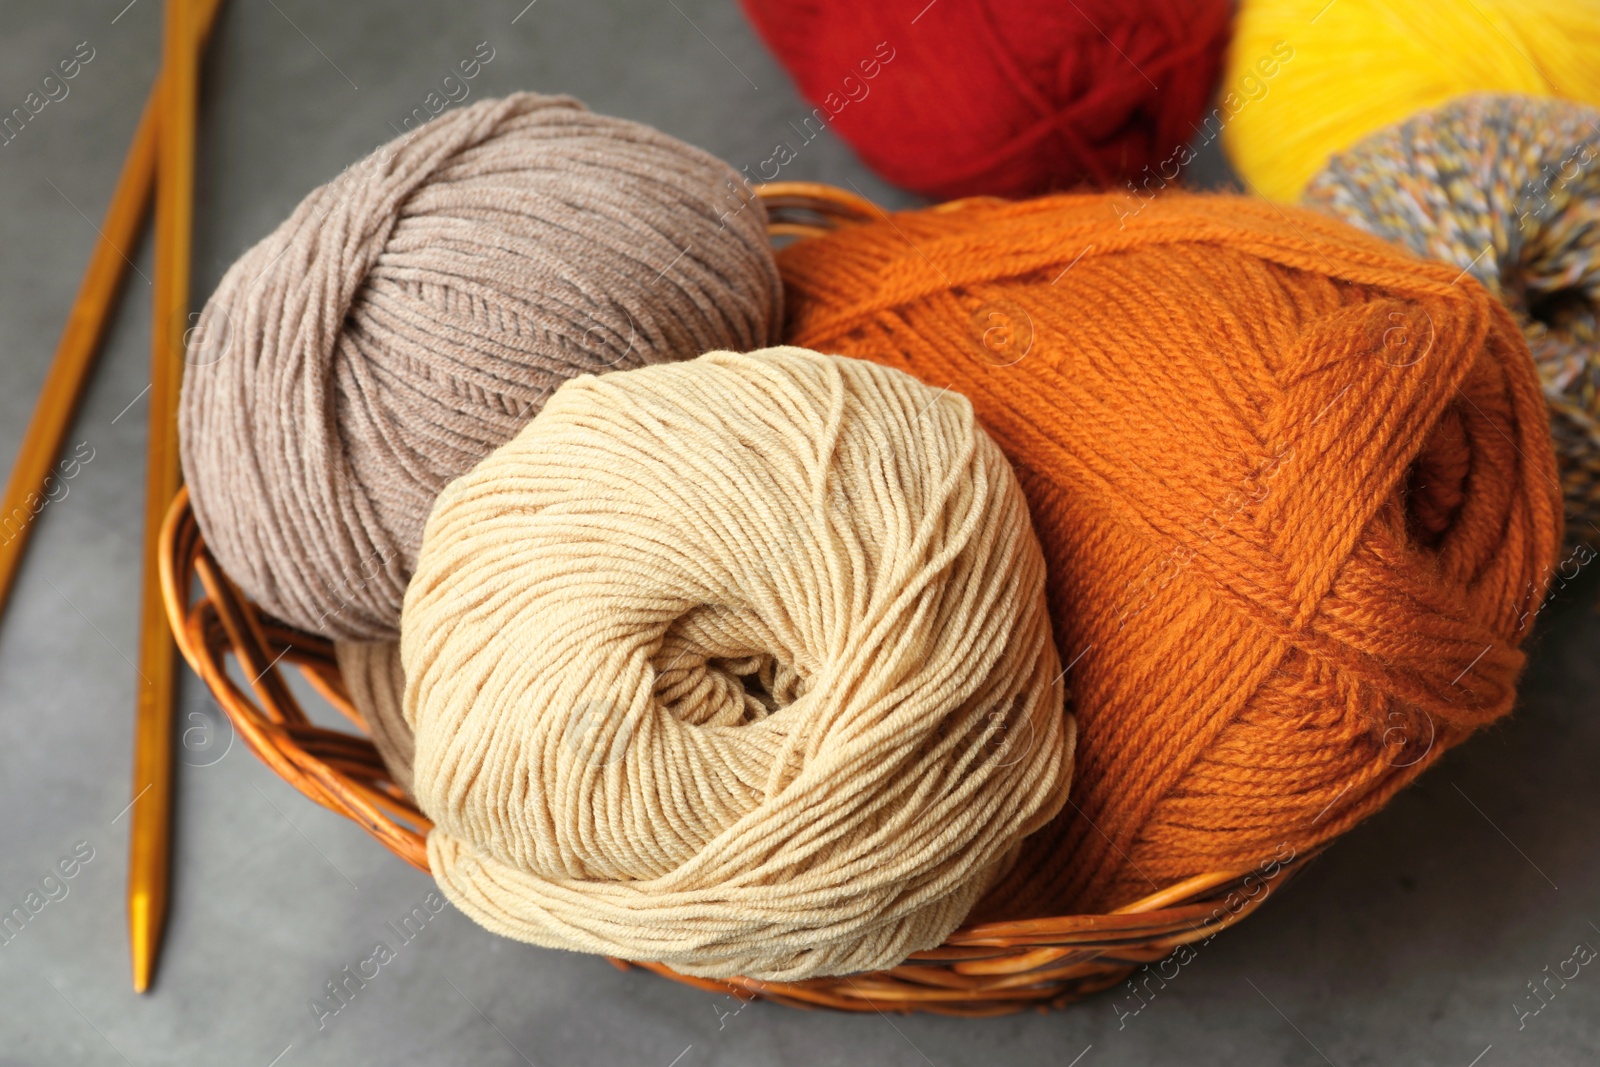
[777,193,1563,915]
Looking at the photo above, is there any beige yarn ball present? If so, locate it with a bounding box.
[382,346,1073,980]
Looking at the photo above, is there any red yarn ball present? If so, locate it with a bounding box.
[740,0,1234,200]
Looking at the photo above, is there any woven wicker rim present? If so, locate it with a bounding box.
[158,181,1317,1014]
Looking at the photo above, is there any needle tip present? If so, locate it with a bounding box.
[129,894,159,993]
[131,948,153,994]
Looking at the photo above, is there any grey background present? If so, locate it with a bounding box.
[0,1,1596,1065]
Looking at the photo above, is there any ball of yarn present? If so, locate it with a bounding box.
[179,93,781,641]
[1304,94,1600,544]
[387,346,1071,980]
[1224,0,1600,202]
[739,0,1232,200]
[777,193,1562,916]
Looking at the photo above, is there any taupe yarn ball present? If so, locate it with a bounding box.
[179,92,781,641]
[388,347,1073,980]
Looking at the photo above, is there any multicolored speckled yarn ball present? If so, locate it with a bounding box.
[1305,93,1600,543]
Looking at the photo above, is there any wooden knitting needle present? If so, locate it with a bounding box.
[130,0,214,995]
[0,0,223,624]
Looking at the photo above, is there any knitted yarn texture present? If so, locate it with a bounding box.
[179,93,781,641]
[389,346,1072,980]
[1304,93,1600,546]
[1225,0,1600,202]
[776,193,1562,916]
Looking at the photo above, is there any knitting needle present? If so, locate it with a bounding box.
[0,0,224,626]
[130,0,212,995]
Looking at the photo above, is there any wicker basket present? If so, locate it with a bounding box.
[158,182,1317,1016]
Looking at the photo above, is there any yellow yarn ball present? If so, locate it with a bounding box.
[1224,0,1600,202]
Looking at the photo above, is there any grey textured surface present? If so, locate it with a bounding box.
[0,2,1597,1065]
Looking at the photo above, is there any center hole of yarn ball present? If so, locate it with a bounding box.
[647,604,812,729]
[1526,285,1594,335]
[1404,403,1474,549]
[1517,196,1600,349]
